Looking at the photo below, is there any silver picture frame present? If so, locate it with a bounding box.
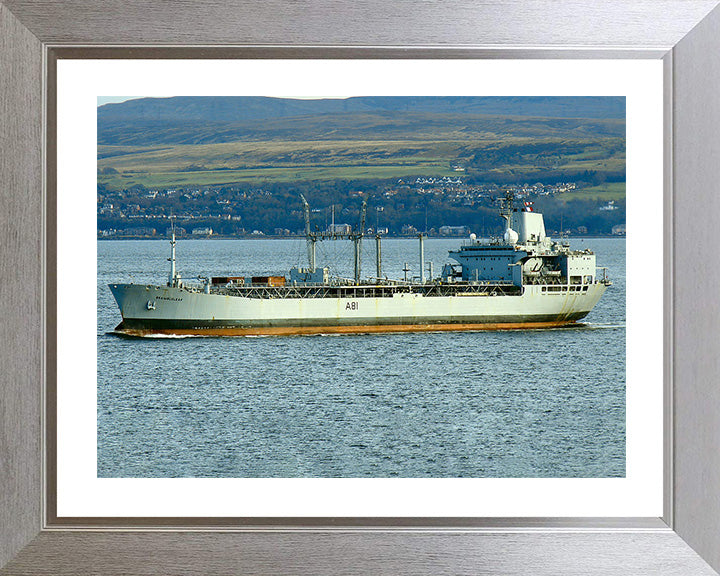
[2,1,720,574]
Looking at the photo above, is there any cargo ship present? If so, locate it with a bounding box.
[108,192,610,336]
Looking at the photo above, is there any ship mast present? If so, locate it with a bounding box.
[167,217,177,287]
[375,234,382,280]
[353,198,367,284]
[498,189,515,229]
[299,195,369,283]
[299,194,316,271]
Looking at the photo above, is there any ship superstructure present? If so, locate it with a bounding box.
[109,192,610,336]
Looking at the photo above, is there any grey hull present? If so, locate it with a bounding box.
[109,282,607,335]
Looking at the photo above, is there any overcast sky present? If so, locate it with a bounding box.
[97,96,143,106]
[97,96,354,106]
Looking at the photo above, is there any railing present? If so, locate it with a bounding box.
[214,282,522,300]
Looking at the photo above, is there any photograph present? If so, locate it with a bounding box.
[95,94,627,479]
[5,2,720,574]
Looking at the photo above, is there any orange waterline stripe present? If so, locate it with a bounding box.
[116,320,576,337]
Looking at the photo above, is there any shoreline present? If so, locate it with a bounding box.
[97,234,626,241]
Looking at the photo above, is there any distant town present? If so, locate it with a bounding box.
[98,177,626,239]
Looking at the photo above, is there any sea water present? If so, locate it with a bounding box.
[97,237,625,478]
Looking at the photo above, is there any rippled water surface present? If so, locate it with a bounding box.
[97,237,625,478]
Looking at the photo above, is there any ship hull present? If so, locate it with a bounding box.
[109,282,607,336]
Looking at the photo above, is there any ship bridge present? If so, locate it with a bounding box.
[445,204,601,289]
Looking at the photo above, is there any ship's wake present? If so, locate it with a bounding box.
[579,322,626,330]
[105,321,625,339]
[108,331,202,339]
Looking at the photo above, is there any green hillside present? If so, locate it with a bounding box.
[97,97,626,236]
[97,97,625,191]
[98,129,625,191]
